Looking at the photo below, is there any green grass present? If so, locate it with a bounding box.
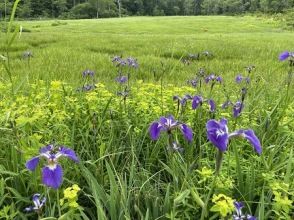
[1,16,293,86]
[0,16,293,219]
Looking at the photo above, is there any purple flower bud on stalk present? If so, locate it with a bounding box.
[233,101,244,118]
[208,99,216,112]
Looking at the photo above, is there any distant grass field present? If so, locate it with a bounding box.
[0,16,293,219]
[1,16,293,86]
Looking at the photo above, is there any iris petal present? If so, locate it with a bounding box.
[243,129,262,155]
[58,146,79,162]
[180,124,193,142]
[206,119,229,152]
[192,96,203,109]
[208,99,216,112]
[279,51,289,61]
[42,165,63,189]
[39,144,54,154]
[149,122,162,140]
[247,214,257,220]
[25,156,40,171]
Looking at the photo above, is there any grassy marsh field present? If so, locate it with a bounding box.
[0,16,293,219]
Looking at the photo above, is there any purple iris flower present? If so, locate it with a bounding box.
[24,193,46,212]
[82,84,96,91]
[112,56,127,67]
[192,96,203,109]
[82,69,95,77]
[206,118,262,154]
[116,76,128,84]
[192,96,216,112]
[279,51,291,61]
[173,94,192,106]
[127,57,139,68]
[247,215,257,220]
[205,74,222,84]
[233,201,246,220]
[235,74,250,84]
[233,201,257,220]
[149,115,193,142]
[233,101,244,118]
[187,78,198,87]
[236,74,243,83]
[26,145,79,189]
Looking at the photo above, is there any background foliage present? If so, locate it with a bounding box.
[0,0,294,19]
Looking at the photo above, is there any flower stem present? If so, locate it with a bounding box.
[200,169,218,220]
[56,189,61,217]
[200,150,223,219]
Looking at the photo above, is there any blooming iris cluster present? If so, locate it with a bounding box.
[126,57,139,68]
[112,56,126,66]
[192,95,216,112]
[24,194,46,213]
[112,56,139,68]
[206,118,261,154]
[26,144,79,189]
[233,201,257,220]
[79,69,96,92]
[149,115,193,142]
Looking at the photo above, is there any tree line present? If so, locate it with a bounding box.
[0,0,294,19]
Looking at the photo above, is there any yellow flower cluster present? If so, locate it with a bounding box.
[60,184,81,208]
[210,194,235,217]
